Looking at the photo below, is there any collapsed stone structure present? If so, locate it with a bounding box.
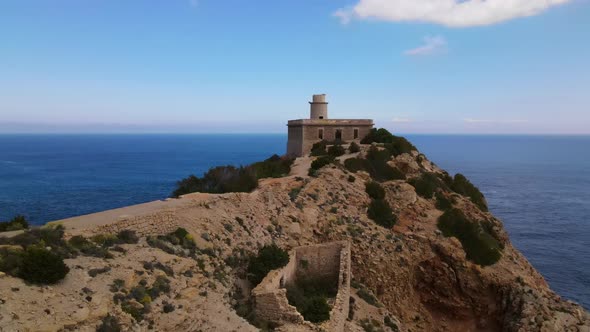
[251,241,351,331]
[286,94,374,157]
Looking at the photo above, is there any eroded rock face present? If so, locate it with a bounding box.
[0,152,588,332]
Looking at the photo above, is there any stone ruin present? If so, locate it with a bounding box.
[251,241,351,331]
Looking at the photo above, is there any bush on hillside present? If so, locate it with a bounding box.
[451,174,488,212]
[366,146,391,162]
[250,155,295,179]
[0,215,29,232]
[361,128,418,156]
[18,246,70,284]
[367,199,397,228]
[327,144,346,157]
[308,155,335,177]
[365,181,386,200]
[407,173,445,199]
[0,225,75,258]
[286,277,337,323]
[349,141,361,153]
[344,151,405,182]
[172,165,257,197]
[247,244,289,286]
[435,192,454,211]
[310,141,328,156]
[437,209,501,266]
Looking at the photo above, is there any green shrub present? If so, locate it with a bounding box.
[286,278,336,323]
[349,141,361,153]
[344,158,368,173]
[308,156,335,176]
[117,230,139,244]
[361,128,396,144]
[0,247,25,276]
[435,192,454,211]
[172,165,257,197]
[384,316,400,332]
[310,141,328,156]
[383,137,417,157]
[0,225,74,259]
[247,244,289,286]
[0,215,29,232]
[327,144,345,157]
[357,287,380,307]
[96,314,122,332]
[18,246,69,284]
[367,199,396,228]
[344,155,405,183]
[365,181,385,200]
[451,174,488,212]
[366,146,391,162]
[408,173,445,199]
[361,128,418,156]
[437,209,501,266]
[250,155,294,179]
[68,235,112,258]
[289,187,302,202]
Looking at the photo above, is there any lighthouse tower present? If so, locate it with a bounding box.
[309,94,328,120]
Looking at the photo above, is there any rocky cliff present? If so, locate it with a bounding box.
[0,146,588,332]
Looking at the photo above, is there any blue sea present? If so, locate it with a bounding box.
[0,134,588,309]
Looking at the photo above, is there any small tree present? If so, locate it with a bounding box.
[367,199,397,228]
[327,144,345,157]
[0,215,29,232]
[19,246,69,284]
[349,141,361,153]
[365,181,386,200]
[247,244,289,286]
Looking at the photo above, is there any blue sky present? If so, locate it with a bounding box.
[0,0,589,134]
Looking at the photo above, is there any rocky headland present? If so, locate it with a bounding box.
[1,137,588,332]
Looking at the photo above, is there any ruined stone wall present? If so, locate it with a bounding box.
[87,211,180,237]
[252,241,351,331]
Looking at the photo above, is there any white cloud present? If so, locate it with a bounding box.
[334,0,571,27]
[404,36,447,56]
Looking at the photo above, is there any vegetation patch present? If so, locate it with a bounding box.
[349,141,361,153]
[450,174,488,211]
[113,276,172,322]
[310,140,328,156]
[172,153,297,197]
[146,228,197,257]
[246,244,289,286]
[437,208,502,266]
[345,147,405,182]
[172,165,257,197]
[308,155,335,177]
[367,199,396,228]
[407,172,445,199]
[327,144,346,157]
[361,128,417,157]
[286,277,336,323]
[435,192,454,211]
[18,246,70,284]
[0,215,29,232]
[250,154,294,179]
[365,181,386,200]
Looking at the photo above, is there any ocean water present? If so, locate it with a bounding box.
[0,134,588,309]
